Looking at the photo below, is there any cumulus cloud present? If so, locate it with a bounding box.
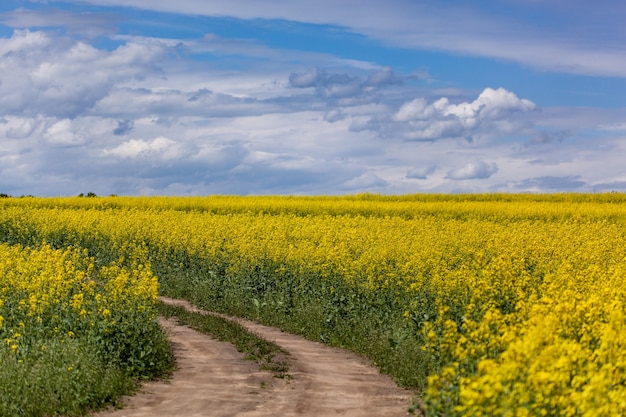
[446,160,499,180]
[0,30,166,118]
[0,116,41,139]
[340,172,388,191]
[0,13,624,196]
[103,137,180,159]
[393,98,430,122]
[393,87,536,141]
[45,119,85,146]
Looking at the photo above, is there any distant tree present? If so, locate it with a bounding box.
[0,193,9,198]
[86,192,97,198]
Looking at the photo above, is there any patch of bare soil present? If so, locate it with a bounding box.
[93,297,414,416]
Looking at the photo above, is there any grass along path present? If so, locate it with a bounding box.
[156,301,292,379]
[94,296,414,416]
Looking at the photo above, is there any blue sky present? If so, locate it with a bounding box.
[1,1,625,195]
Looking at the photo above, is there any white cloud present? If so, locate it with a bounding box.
[43,0,626,77]
[103,137,179,159]
[447,87,536,119]
[0,116,41,139]
[0,30,166,118]
[45,119,84,145]
[393,87,536,141]
[393,98,430,122]
[1,18,625,196]
[395,88,536,123]
[446,160,499,180]
[340,171,388,191]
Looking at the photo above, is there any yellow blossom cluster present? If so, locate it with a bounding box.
[0,241,158,367]
[2,193,626,415]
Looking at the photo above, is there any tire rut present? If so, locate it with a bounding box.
[93,297,414,416]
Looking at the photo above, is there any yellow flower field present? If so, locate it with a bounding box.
[1,193,625,416]
[0,240,171,416]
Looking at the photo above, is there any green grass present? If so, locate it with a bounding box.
[0,322,175,417]
[158,265,430,390]
[156,302,291,379]
[0,339,135,417]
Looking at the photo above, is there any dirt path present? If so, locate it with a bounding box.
[94,297,414,417]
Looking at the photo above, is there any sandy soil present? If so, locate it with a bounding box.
[93,297,414,417]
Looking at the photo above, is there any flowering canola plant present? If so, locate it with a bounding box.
[2,193,626,416]
[0,240,160,361]
[0,237,170,417]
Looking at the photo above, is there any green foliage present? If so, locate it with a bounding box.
[0,339,134,417]
[3,194,626,415]
[157,256,429,389]
[157,302,290,378]
[0,242,174,416]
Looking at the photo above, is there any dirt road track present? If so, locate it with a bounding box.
[93,297,414,417]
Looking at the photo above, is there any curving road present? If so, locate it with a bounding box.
[93,297,414,417]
